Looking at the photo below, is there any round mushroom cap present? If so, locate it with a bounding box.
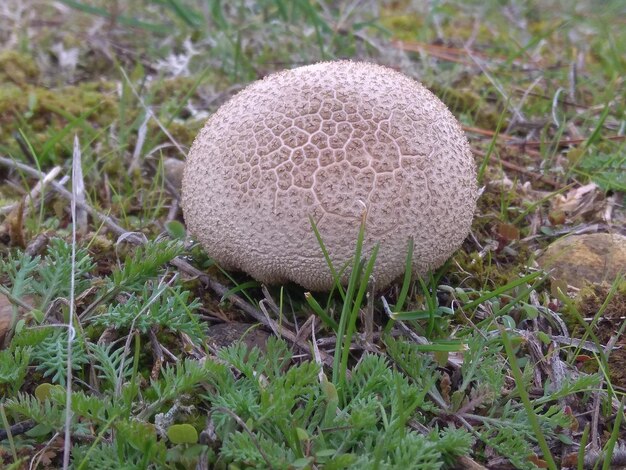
[182,61,477,291]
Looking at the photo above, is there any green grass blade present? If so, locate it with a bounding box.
[332,212,367,390]
[394,237,414,314]
[577,423,590,470]
[309,216,345,300]
[499,325,558,470]
[164,0,201,27]
[304,293,338,331]
[40,104,102,160]
[339,243,379,399]
[58,0,169,32]
[601,397,624,470]
[220,280,261,303]
[477,96,510,185]
[462,270,544,311]
[390,306,453,321]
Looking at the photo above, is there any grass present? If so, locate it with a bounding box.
[0,0,625,468]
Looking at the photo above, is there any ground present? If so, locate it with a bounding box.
[0,1,625,469]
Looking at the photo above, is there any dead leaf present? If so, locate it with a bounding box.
[0,293,15,345]
[496,222,520,251]
[454,455,488,469]
[561,452,579,468]
[39,448,57,467]
[5,199,25,248]
[548,210,566,226]
[552,182,602,218]
[497,222,521,242]
[0,293,35,348]
[527,454,549,468]
[563,405,579,432]
[440,372,451,404]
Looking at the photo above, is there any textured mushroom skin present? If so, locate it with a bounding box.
[182,61,477,291]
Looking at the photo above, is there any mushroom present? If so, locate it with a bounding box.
[182,61,477,291]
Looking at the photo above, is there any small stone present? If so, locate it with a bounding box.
[537,233,626,289]
[163,158,185,191]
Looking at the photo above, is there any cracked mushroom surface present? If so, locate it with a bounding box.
[182,61,477,291]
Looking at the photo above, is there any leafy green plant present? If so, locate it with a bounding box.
[30,237,95,310]
[92,282,205,343]
[0,347,31,394]
[577,151,626,192]
[31,329,89,386]
[167,423,198,444]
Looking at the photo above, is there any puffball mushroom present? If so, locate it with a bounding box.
[182,61,477,291]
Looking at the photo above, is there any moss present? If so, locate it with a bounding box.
[0,51,40,85]
[150,119,204,148]
[428,80,503,129]
[37,81,118,122]
[0,83,26,126]
[379,10,424,41]
[0,80,118,162]
[439,19,495,45]
[150,76,200,104]
[450,250,517,291]
[0,65,223,163]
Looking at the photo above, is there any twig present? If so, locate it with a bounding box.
[260,286,281,316]
[462,125,516,140]
[0,156,144,244]
[512,87,586,109]
[258,300,281,338]
[171,257,336,369]
[21,165,62,217]
[148,326,165,381]
[392,39,474,66]
[0,419,36,440]
[25,232,51,257]
[464,123,625,148]
[0,284,35,311]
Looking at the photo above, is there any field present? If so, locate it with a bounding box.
[0,0,625,468]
